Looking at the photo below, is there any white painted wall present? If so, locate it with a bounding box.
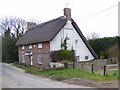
[50,20,94,61]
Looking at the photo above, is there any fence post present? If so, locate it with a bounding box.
[91,64,94,73]
[103,65,106,76]
[64,62,68,69]
[81,63,83,68]
[73,62,75,69]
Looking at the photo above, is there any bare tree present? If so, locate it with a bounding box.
[12,17,26,41]
[0,16,26,40]
[0,18,13,35]
[1,16,26,62]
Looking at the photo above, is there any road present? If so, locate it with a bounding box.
[0,63,2,89]
[2,63,90,88]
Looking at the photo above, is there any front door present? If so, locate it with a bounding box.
[30,55,33,65]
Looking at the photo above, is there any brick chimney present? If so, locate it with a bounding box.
[26,22,36,30]
[64,8,71,20]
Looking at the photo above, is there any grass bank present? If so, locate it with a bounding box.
[12,63,119,82]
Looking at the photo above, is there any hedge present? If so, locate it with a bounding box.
[50,50,75,62]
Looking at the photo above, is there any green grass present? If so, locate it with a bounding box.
[12,63,118,82]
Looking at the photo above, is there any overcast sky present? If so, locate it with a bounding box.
[0,0,119,37]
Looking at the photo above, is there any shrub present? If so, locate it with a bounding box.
[50,50,75,62]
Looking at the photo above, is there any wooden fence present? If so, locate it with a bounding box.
[63,62,118,76]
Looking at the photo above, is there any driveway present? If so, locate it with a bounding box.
[2,63,90,88]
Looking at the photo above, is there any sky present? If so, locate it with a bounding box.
[0,0,119,38]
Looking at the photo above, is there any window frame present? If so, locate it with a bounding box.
[29,45,32,49]
[76,56,79,61]
[21,51,25,63]
[85,56,89,60]
[38,43,42,49]
[38,55,42,64]
[75,40,78,45]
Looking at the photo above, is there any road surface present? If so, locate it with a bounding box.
[0,63,2,89]
[2,63,90,88]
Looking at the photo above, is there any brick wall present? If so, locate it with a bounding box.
[18,42,50,68]
[18,45,29,66]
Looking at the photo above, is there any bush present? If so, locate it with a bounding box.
[50,50,75,62]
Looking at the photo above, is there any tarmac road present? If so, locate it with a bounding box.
[0,63,2,89]
[2,63,90,88]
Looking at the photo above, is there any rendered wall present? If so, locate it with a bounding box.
[50,21,94,61]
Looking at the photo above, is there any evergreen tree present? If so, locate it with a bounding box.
[2,28,17,62]
[1,17,26,63]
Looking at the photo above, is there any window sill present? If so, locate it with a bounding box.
[38,62,42,64]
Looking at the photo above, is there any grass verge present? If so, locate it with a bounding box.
[12,63,119,82]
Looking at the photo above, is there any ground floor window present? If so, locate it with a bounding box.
[38,55,42,64]
[85,56,89,60]
[76,56,79,61]
[21,51,25,63]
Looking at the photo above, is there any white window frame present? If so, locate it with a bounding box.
[38,43,42,49]
[22,46,25,49]
[76,56,79,61]
[38,55,42,64]
[29,45,32,49]
[22,54,25,63]
[21,51,25,63]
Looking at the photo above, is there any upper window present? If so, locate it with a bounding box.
[75,40,78,45]
[66,34,70,40]
[29,45,32,49]
[38,43,42,48]
[22,46,25,49]
[85,56,89,60]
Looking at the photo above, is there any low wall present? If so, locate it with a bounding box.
[50,62,64,68]
[75,59,118,75]
[76,59,118,68]
[75,59,107,69]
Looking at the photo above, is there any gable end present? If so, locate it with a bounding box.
[71,19,98,59]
